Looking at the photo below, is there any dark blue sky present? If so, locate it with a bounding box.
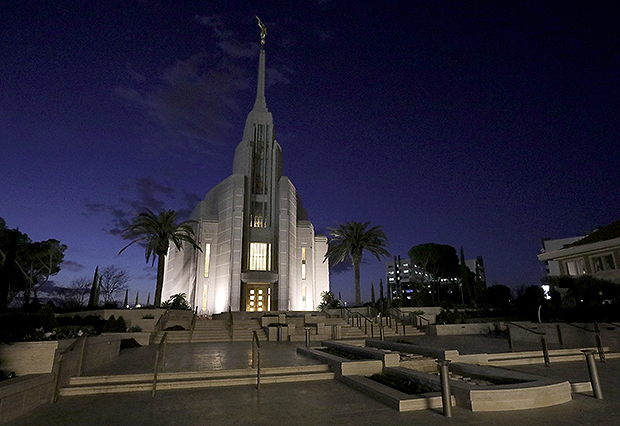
[2,1,619,305]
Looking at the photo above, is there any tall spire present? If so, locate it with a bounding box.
[253,17,268,112]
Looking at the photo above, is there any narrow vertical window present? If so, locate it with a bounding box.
[301,247,307,280]
[302,285,306,310]
[202,285,208,312]
[204,243,211,278]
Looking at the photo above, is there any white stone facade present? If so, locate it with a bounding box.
[162,47,330,314]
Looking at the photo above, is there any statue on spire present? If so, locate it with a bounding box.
[256,16,267,45]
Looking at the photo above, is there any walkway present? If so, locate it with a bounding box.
[4,335,619,426]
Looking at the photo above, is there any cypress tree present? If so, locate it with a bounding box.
[88,266,99,308]
[135,291,139,306]
[123,289,128,307]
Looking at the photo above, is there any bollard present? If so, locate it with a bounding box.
[582,350,603,399]
[304,326,311,347]
[507,326,513,352]
[437,360,452,417]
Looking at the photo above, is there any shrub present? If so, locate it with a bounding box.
[141,314,154,319]
[128,326,142,332]
[161,293,191,310]
[103,315,127,332]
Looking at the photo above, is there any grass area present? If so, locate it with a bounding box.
[368,373,436,395]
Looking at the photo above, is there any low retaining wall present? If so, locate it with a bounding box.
[0,341,62,375]
[429,323,506,336]
[0,374,55,424]
[385,363,572,412]
[508,322,620,351]
[366,339,459,362]
[339,375,450,412]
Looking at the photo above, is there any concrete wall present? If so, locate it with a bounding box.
[508,322,620,351]
[0,374,55,424]
[57,309,163,332]
[0,334,122,424]
[0,342,60,375]
[0,336,121,379]
[429,323,506,336]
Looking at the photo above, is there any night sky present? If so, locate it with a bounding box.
[2,1,619,306]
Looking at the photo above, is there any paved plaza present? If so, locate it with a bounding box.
[4,336,620,426]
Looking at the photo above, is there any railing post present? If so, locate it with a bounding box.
[437,360,452,417]
[305,326,311,347]
[541,335,550,367]
[252,331,261,389]
[582,350,603,399]
[595,323,606,362]
[52,354,64,403]
[152,347,160,397]
[77,335,87,377]
[556,324,564,349]
[507,326,513,352]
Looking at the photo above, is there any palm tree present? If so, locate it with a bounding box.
[325,221,390,306]
[119,209,200,307]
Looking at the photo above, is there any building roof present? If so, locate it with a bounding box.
[564,219,620,248]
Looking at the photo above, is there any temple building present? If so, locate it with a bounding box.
[161,28,330,314]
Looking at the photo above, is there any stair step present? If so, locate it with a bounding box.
[61,365,334,396]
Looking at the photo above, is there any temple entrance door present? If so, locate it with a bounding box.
[246,284,271,312]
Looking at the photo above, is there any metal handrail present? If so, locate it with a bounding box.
[152,332,168,396]
[341,306,375,337]
[252,330,261,389]
[228,306,234,340]
[565,322,606,362]
[189,310,197,343]
[507,322,550,366]
[414,314,431,332]
[53,334,88,402]
[150,309,170,345]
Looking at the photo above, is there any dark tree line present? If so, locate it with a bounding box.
[0,218,66,309]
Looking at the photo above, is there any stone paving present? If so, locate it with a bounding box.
[4,335,620,426]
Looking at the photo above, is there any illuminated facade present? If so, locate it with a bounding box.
[162,44,330,314]
[538,219,620,283]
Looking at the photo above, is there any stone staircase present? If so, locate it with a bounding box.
[324,317,425,340]
[153,318,263,343]
[59,364,334,396]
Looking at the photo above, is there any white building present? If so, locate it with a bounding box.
[162,41,330,314]
[538,219,620,283]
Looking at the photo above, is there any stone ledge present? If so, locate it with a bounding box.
[339,375,453,412]
[296,347,383,377]
[321,341,400,367]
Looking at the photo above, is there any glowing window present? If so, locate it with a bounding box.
[301,248,307,280]
[249,243,271,271]
[204,243,211,278]
[202,285,208,311]
[302,285,306,309]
